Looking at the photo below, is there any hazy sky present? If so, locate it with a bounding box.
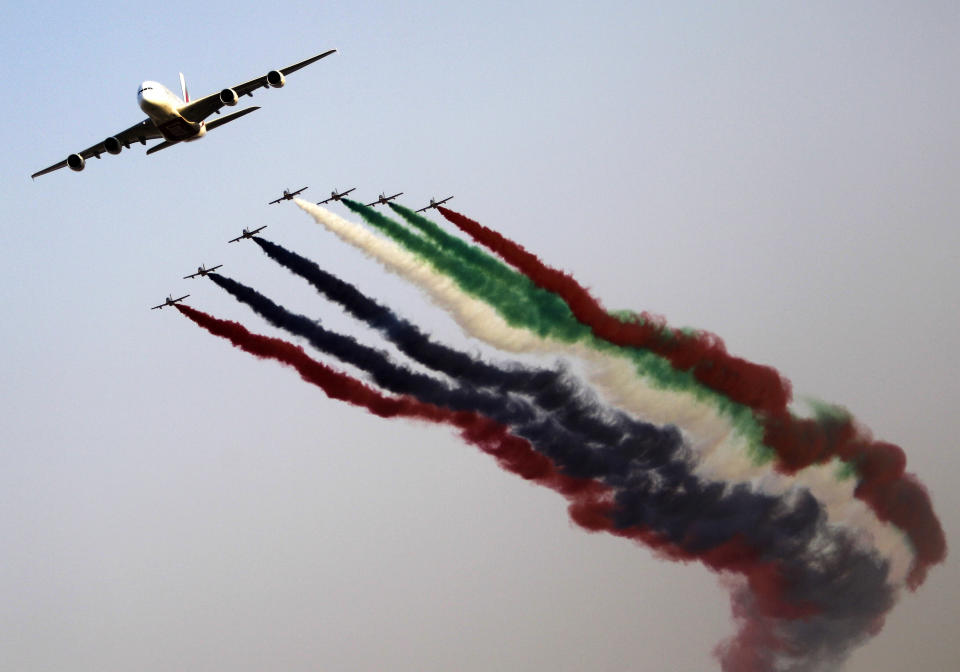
[2,2,958,670]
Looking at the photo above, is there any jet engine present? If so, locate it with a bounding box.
[219,87,239,106]
[266,70,286,88]
[104,136,123,154]
[67,153,85,172]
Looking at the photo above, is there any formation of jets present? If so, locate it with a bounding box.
[317,187,356,204]
[151,294,190,310]
[416,196,454,213]
[183,264,222,279]
[32,48,336,179]
[269,187,308,204]
[366,191,403,207]
[150,187,459,309]
[228,226,267,243]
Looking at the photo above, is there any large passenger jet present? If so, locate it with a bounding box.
[32,49,336,179]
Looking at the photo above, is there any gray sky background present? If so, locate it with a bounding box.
[1,2,957,670]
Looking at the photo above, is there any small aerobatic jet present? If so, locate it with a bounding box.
[366,192,403,207]
[151,294,190,310]
[269,187,308,205]
[415,196,454,213]
[183,264,223,279]
[228,226,267,243]
[317,187,356,204]
[32,48,336,178]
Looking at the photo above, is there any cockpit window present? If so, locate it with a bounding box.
[138,86,153,94]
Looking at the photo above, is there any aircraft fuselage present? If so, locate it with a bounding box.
[137,82,206,142]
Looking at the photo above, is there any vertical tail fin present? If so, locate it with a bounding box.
[179,72,189,102]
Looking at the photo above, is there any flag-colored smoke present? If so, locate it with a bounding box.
[296,199,918,587]
[180,286,895,672]
[168,196,945,671]
[429,204,946,588]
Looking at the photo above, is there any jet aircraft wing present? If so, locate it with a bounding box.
[319,187,355,204]
[32,118,163,179]
[151,294,189,309]
[179,49,336,123]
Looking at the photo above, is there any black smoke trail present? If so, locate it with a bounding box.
[252,237,637,445]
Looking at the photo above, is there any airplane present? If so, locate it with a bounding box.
[151,294,189,310]
[228,225,267,243]
[415,196,454,213]
[317,187,356,204]
[269,187,308,204]
[365,191,403,207]
[183,264,223,279]
[31,48,337,178]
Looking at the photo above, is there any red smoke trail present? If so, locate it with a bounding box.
[176,303,597,499]
[176,304,820,635]
[436,207,946,586]
[437,205,790,415]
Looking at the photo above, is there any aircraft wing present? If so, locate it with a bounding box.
[415,205,429,213]
[178,49,336,123]
[292,187,308,196]
[184,271,200,279]
[251,226,267,235]
[324,187,356,203]
[268,197,283,205]
[228,235,243,243]
[150,303,165,310]
[32,118,163,178]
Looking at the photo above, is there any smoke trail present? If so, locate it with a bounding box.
[253,237,650,444]
[209,272,708,489]
[350,197,940,587]
[434,204,790,413]
[343,198,586,343]
[174,303,600,498]
[342,198,785,468]
[430,205,946,587]
[177,300,897,671]
[295,199,763,462]
[294,199,917,586]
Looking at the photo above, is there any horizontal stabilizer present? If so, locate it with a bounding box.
[205,106,260,131]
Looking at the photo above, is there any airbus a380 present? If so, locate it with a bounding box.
[31,48,336,179]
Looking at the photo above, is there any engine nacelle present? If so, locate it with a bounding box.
[266,70,286,88]
[104,136,123,155]
[219,87,239,106]
[67,153,85,172]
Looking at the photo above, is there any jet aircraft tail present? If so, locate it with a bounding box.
[179,72,189,103]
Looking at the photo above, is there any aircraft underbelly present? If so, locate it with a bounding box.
[157,116,201,141]
[141,101,201,142]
